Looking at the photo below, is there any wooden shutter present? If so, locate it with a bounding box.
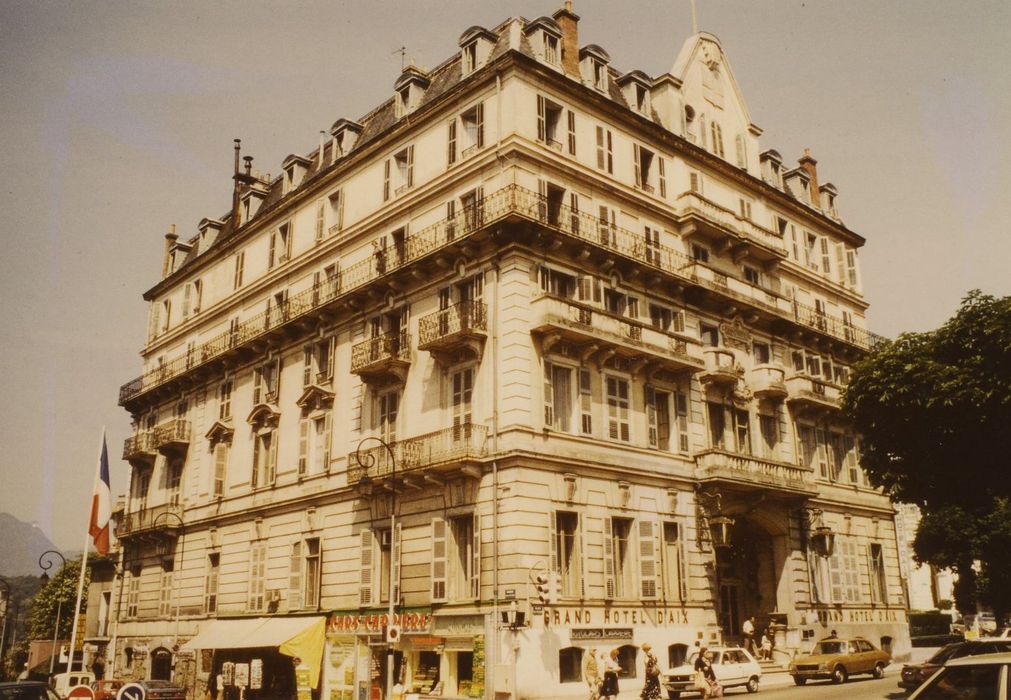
[383,159,390,201]
[475,102,484,148]
[214,443,227,496]
[658,157,667,198]
[336,190,345,230]
[646,387,658,448]
[578,515,588,597]
[447,119,457,166]
[471,512,481,599]
[543,361,555,428]
[633,143,642,187]
[289,541,303,610]
[406,145,414,187]
[148,302,160,339]
[315,200,325,241]
[359,529,373,605]
[834,242,846,285]
[323,412,332,471]
[182,284,191,318]
[603,517,615,600]
[268,231,276,268]
[267,431,278,485]
[866,544,880,604]
[638,519,659,599]
[596,126,605,169]
[735,134,746,168]
[431,518,447,601]
[303,346,313,387]
[537,179,548,221]
[567,110,576,154]
[392,523,402,604]
[548,512,559,574]
[536,95,546,142]
[579,368,593,436]
[605,130,613,173]
[298,419,309,476]
[251,437,260,488]
[675,389,689,453]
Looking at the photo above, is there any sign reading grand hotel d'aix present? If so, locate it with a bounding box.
[544,606,693,627]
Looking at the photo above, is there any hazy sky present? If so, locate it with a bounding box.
[1,0,1008,550]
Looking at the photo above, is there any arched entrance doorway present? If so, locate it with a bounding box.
[714,518,777,639]
[150,648,173,681]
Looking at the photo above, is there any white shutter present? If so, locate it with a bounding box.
[579,368,593,436]
[213,442,227,497]
[646,387,658,448]
[658,157,667,198]
[633,143,642,188]
[392,523,402,605]
[359,530,373,606]
[548,512,559,574]
[447,119,457,166]
[267,431,278,485]
[471,512,481,599]
[298,419,309,476]
[675,389,690,453]
[543,361,555,428]
[537,95,546,141]
[603,517,615,600]
[638,519,659,599]
[182,284,191,319]
[323,412,332,472]
[475,102,484,148]
[596,126,605,169]
[406,145,415,187]
[289,541,303,610]
[578,514,588,597]
[431,518,447,601]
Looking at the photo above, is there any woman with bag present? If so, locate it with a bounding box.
[599,648,621,700]
[640,643,662,700]
[693,648,722,699]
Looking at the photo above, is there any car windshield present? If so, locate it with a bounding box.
[0,687,48,700]
[812,641,847,654]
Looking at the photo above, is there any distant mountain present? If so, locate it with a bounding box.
[0,512,61,576]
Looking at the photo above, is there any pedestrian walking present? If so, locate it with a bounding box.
[600,648,621,700]
[640,643,661,700]
[694,648,721,699]
[742,616,756,655]
[583,648,601,700]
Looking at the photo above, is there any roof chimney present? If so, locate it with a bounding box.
[162,225,178,278]
[798,148,820,205]
[553,1,580,79]
[232,139,242,223]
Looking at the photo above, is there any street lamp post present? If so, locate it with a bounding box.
[353,437,397,700]
[39,550,67,676]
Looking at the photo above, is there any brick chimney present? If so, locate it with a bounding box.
[798,148,820,205]
[162,225,178,278]
[553,1,580,79]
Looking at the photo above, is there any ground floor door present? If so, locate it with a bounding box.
[719,583,742,636]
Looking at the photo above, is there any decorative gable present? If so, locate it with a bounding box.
[296,384,335,414]
[205,420,235,446]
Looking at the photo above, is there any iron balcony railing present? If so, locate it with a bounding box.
[418,300,488,348]
[116,503,183,537]
[350,331,412,374]
[348,423,488,485]
[123,431,156,460]
[120,184,884,405]
[695,448,816,493]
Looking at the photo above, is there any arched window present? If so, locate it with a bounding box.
[617,644,638,678]
[668,643,689,669]
[150,648,173,681]
[559,647,583,683]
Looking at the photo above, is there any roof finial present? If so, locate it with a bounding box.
[689,0,699,34]
[392,46,407,71]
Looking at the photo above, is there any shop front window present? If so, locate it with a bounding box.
[559,647,583,683]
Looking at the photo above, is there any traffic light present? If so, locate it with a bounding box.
[549,571,561,603]
[535,572,552,605]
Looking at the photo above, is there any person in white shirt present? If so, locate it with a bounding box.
[742,617,756,655]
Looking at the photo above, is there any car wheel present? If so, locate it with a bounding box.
[792,676,807,686]
[873,663,885,679]
[746,676,760,693]
[832,666,848,684]
[667,692,680,700]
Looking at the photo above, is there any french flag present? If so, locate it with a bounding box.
[88,434,112,555]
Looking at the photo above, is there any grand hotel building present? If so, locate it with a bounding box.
[105,4,909,698]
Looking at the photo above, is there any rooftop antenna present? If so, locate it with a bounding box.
[392,46,407,70]
[689,0,699,34]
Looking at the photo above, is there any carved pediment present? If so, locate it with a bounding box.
[246,402,281,431]
[205,420,234,445]
[296,384,335,412]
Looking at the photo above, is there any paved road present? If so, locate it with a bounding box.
[615,669,909,700]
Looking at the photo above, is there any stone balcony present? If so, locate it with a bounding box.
[152,418,191,456]
[123,431,157,468]
[699,348,743,386]
[786,374,843,413]
[347,423,488,488]
[116,503,183,540]
[350,331,412,385]
[530,295,705,376]
[749,364,788,400]
[417,300,488,364]
[695,448,818,498]
[676,191,788,263]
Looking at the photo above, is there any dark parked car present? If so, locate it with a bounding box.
[907,651,1011,699]
[0,682,62,700]
[899,639,1011,692]
[128,682,186,700]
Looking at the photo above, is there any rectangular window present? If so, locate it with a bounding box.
[566,109,576,155]
[554,512,582,598]
[689,171,703,194]
[707,401,726,449]
[232,252,244,291]
[868,543,888,604]
[304,538,321,609]
[205,553,220,614]
[579,368,593,435]
[606,376,630,442]
[759,413,778,459]
[447,513,480,601]
[462,41,477,74]
[595,126,613,173]
[218,380,232,420]
[738,198,753,220]
[543,33,559,64]
[633,143,656,193]
[743,265,760,286]
[328,189,344,234]
[700,323,719,347]
[644,226,661,265]
[252,430,277,488]
[597,205,617,246]
[248,543,267,611]
[735,409,751,455]
[544,362,573,432]
[159,565,173,617]
[691,243,710,263]
[829,538,863,603]
[753,342,771,364]
[662,521,686,602]
[608,517,634,598]
[592,59,607,90]
[821,236,832,277]
[536,95,564,151]
[645,387,671,451]
[805,232,818,270]
[460,102,485,156]
[127,570,140,618]
[452,367,474,439]
[269,222,292,268]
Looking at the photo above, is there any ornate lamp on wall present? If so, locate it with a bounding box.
[696,488,734,549]
[804,508,836,558]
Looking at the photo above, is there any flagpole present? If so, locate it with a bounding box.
[68,427,106,672]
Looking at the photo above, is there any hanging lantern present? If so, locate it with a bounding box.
[709,514,735,548]
[811,525,836,558]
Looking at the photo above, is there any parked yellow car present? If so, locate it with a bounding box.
[789,637,891,685]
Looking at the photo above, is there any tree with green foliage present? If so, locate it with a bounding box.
[842,291,1011,622]
[1,575,42,680]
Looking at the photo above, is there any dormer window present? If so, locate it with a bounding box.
[635,84,649,113]
[760,150,784,188]
[544,33,559,65]
[819,183,839,218]
[393,66,430,119]
[330,119,363,163]
[579,45,611,92]
[282,155,311,195]
[396,85,411,116]
[618,71,652,116]
[462,41,477,74]
[239,185,268,226]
